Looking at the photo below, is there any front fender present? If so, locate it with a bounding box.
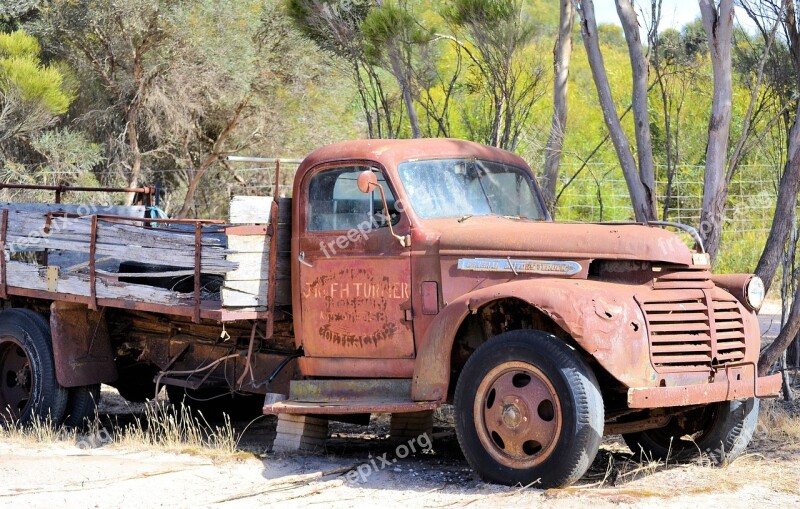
[411,279,653,401]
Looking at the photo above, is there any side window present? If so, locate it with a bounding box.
[306,166,399,231]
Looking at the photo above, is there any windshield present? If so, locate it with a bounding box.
[397,159,546,220]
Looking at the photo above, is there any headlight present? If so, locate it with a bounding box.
[746,276,765,311]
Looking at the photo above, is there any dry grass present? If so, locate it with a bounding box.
[117,402,239,455]
[0,414,77,444]
[0,402,242,458]
[758,399,800,442]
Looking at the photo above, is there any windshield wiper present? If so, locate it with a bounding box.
[458,214,473,223]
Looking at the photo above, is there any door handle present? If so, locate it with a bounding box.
[298,251,313,268]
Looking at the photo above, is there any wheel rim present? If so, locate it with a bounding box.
[473,361,562,468]
[0,337,33,420]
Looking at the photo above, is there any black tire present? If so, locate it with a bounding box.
[454,330,604,488]
[166,385,263,420]
[16,308,101,428]
[623,398,759,464]
[63,384,101,428]
[0,308,68,425]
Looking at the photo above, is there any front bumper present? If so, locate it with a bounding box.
[627,363,782,408]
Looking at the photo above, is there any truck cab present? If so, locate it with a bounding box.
[268,138,781,487]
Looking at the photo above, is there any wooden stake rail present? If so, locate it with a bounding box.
[0,196,291,323]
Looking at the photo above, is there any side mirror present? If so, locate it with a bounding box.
[354,169,409,249]
[357,170,378,193]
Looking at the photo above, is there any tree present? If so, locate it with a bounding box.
[648,14,705,220]
[744,0,800,294]
[541,0,575,213]
[443,0,546,151]
[164,0,290,218]
[287,0,404,139]
[696,0,735,259]
[616,0,656,216]
[0,29,72,147]
[35,0,176,202]
[362,1,426,138]
[736,0,800,375]
[573,0,656,222]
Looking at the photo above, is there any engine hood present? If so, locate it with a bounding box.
[424,217,695,266]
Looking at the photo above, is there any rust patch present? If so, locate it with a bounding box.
[50,301,117,387]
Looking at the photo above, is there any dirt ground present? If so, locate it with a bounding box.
[1,307,798,509]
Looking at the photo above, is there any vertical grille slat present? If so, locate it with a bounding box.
[639,271,748,371]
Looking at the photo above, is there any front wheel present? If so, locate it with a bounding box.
[623,398,759,464]
[454,330,604,488]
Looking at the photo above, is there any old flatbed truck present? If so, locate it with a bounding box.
[0,139,783,487]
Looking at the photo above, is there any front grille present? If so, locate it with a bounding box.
[713,298,747,363]
[638,271,747,371]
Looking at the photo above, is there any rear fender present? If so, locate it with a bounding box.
[50,301,117,387]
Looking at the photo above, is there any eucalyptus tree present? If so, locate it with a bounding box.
[541,0,575,213]
[573,0,656,222]
[287,0,406,138]
[442,0,547,151]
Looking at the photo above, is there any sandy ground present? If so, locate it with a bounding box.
[1,428,798,509]
[1,307,798,509]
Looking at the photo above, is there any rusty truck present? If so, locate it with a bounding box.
[0,139,782,487]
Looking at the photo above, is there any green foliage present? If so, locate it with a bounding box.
[0,30,71,114]
[597,23,625,47]
[285,0,373,58]
[30,128,102,176]
[362,3,428,63]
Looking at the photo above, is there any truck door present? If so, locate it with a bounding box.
[297,164,414,359]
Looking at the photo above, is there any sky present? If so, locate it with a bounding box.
[592,1,757,34]
[594,0,701,31]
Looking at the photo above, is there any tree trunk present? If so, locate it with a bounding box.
[760,281,800,375]
[176,100,248,218]
[616,0,657,215]
[755,104,800,293]
[698,0,734,261]
[542,0,576,214]
[575,0,656,223]
[125,109,142,207]
[388,46,421,139]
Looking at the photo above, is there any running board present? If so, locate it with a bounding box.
[263,378,440,415]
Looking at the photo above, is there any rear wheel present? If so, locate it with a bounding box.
[0,309,68,425]
[62,384,101,428]
[21,309,100,428]
[623,398,759,464]
[454,330,604,488]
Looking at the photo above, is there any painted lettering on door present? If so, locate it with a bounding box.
[302,266,411,348]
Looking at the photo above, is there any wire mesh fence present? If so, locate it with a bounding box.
[553,162,779,233]
[550,162,780,272]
